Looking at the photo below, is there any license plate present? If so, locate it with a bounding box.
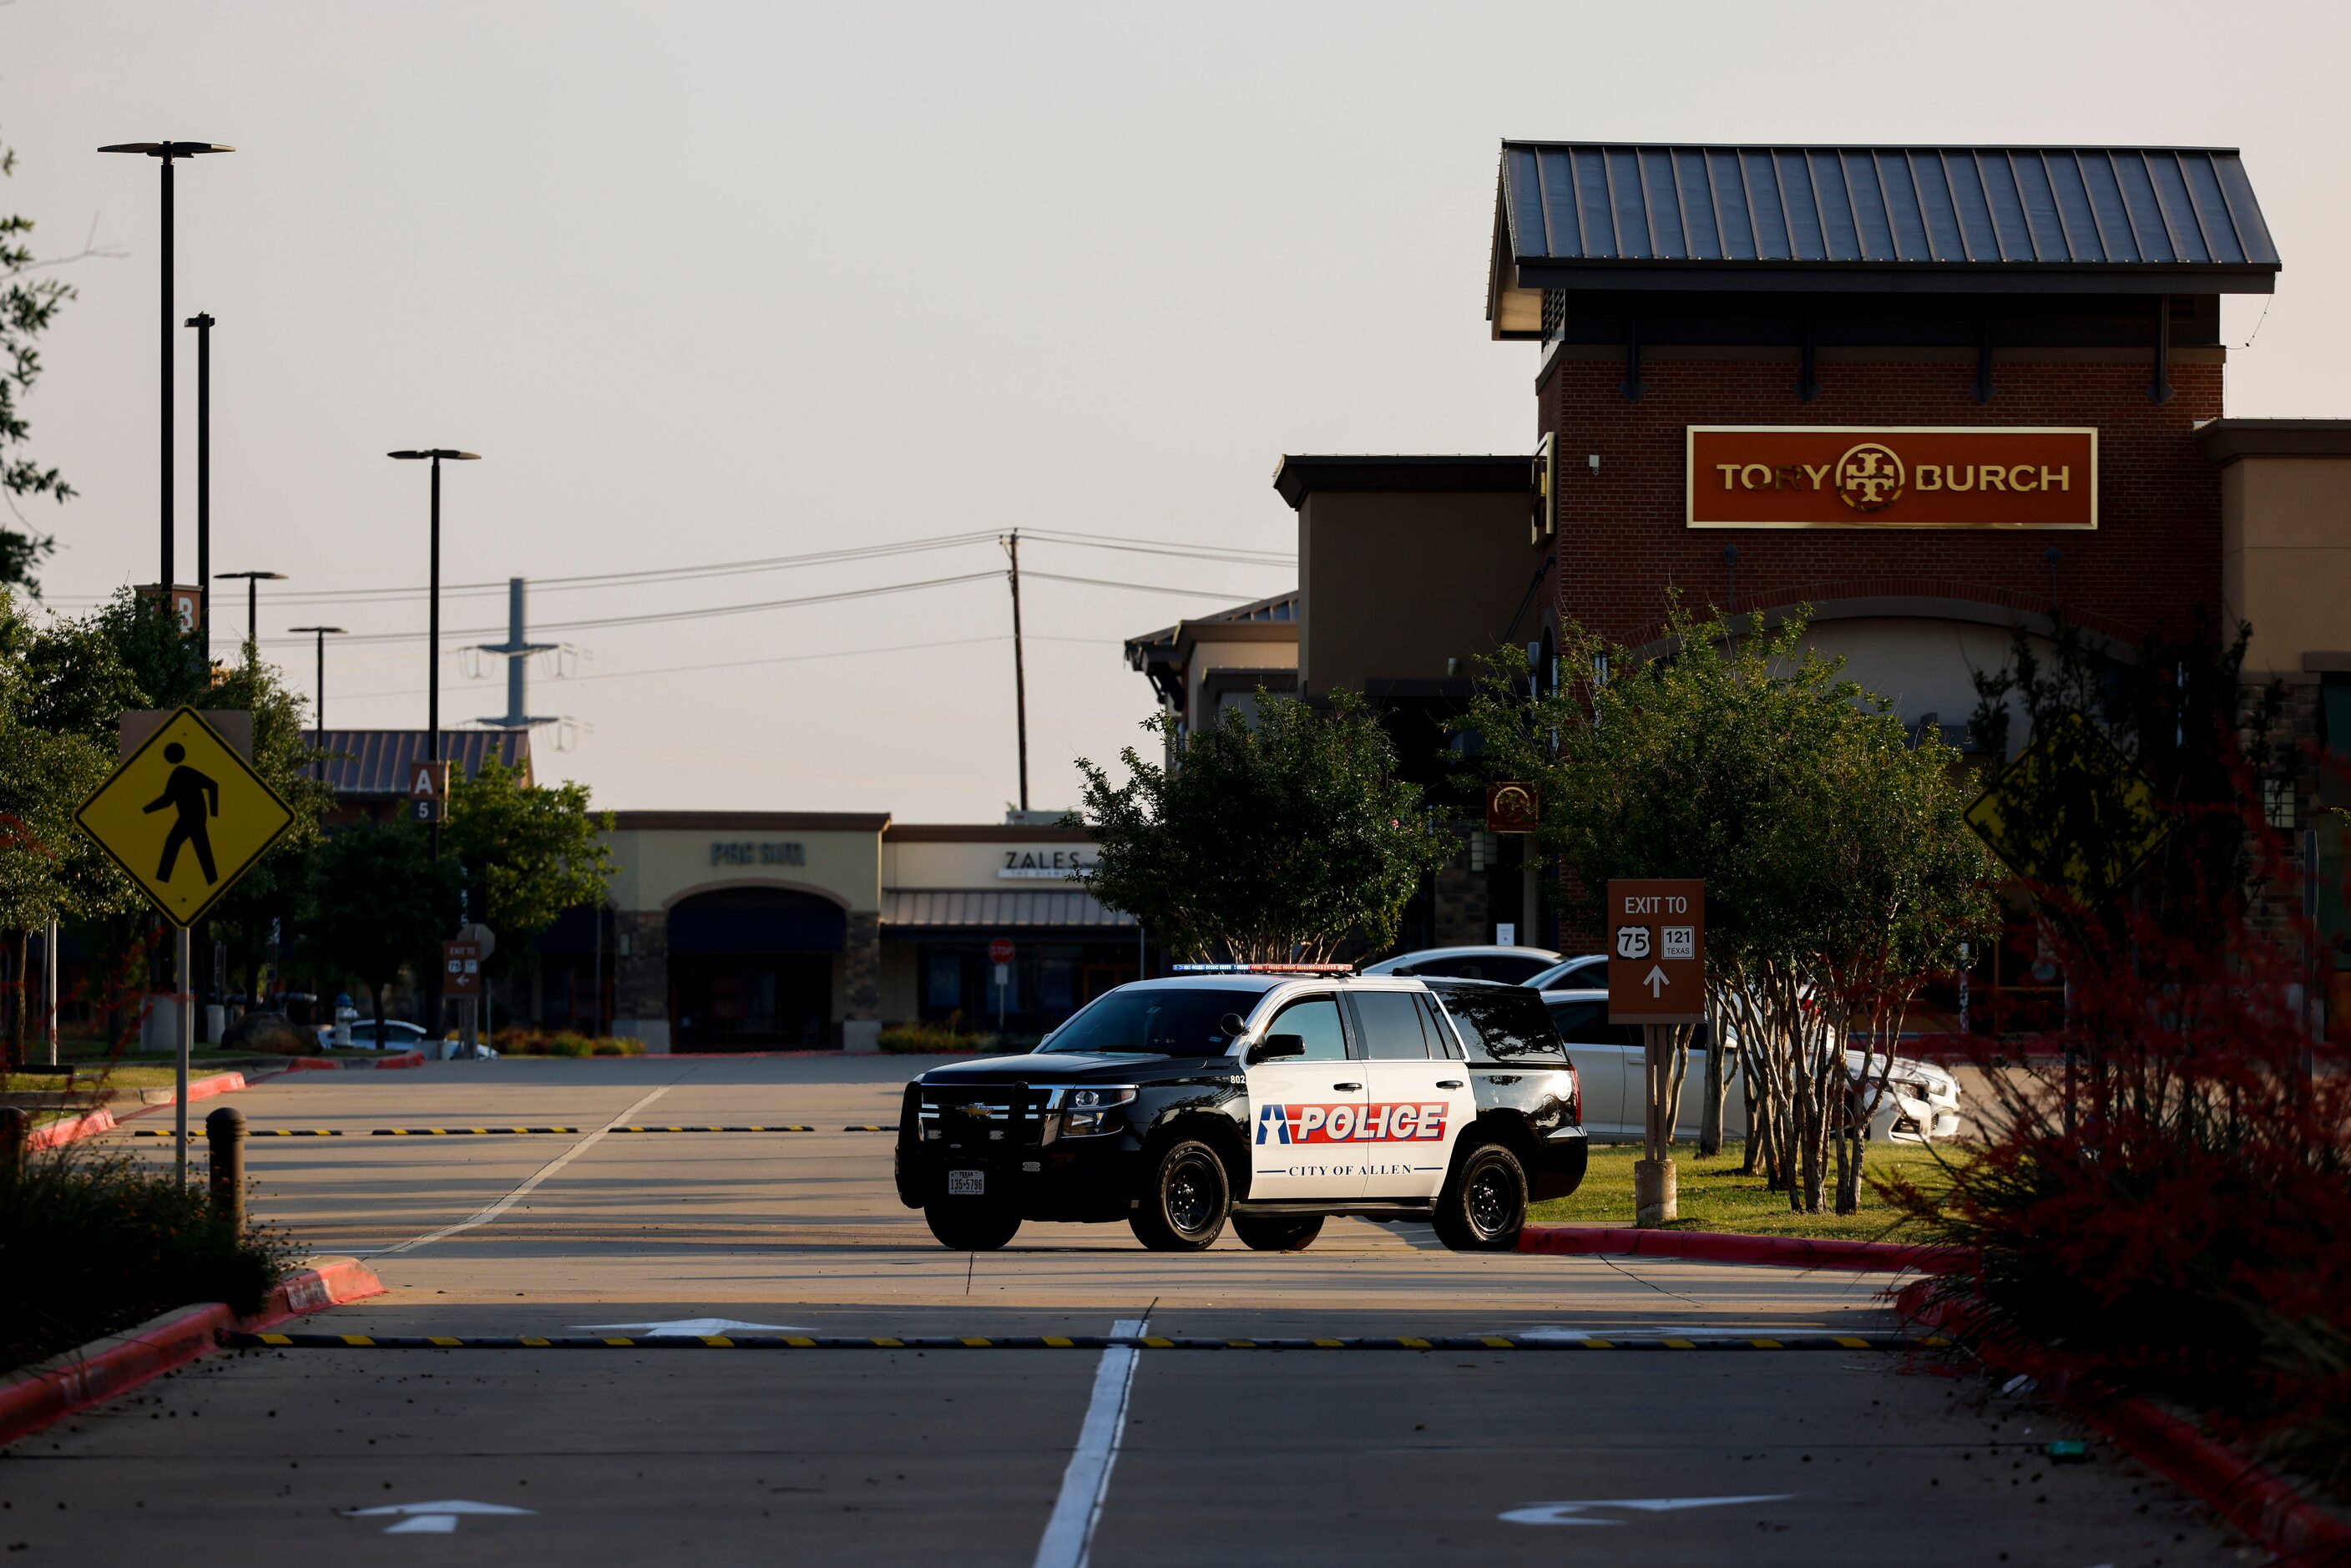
[947,1170,985,1196]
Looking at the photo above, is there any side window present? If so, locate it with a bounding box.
[1546,1000,1605,1041]
[1352,992,1430,1060]
[1416,994,1462,1058]
[1438,985,1568,1064]
[1266,995,1348,1062]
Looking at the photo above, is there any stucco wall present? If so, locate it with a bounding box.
[2221,453,2351,676]
[604,828,881,914]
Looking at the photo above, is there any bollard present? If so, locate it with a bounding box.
[205,1105,246,1227]
[0,1105,27,1178]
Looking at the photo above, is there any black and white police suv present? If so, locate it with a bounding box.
[892,969,1586,1254]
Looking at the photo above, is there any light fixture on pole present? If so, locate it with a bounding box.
[98,141,233,629]
[287,626,347,778]
[215,569,285,655]
[389,448,480,1044]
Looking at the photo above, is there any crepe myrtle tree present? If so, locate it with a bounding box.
[1075,690,1448,965]
[1462,603,1994,1214]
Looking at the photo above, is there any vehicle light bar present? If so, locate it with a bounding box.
[1168,963,1357,974]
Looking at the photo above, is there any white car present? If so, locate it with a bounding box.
[316,1019,432,1051]
[1540,988,1964,1145]
[1522,953,1605,991]
[1360,944,1562,984]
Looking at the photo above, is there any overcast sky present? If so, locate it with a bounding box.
[6,0,2347,820]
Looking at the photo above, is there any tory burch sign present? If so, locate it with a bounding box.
[1686,427,2097,530]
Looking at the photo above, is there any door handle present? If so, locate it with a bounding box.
[1332,1082,1362,1091]
[1436,1080,1464,1089]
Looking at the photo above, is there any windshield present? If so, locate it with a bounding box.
[1039,987,1261,1056]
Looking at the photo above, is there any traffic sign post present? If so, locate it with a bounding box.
[74,706,291,1184]
[1606,879,1706,1228]
[989,937,1014,1029]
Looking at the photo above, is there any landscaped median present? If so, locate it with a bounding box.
[0,1256,382,1446]
[20,1070,250,1151]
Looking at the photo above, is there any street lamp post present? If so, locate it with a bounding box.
[389,448,479,1043]
[98,141,232,624]
[287,626,347,779]
[215,569,285,656]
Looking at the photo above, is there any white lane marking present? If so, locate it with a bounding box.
[346,1500,535,1535]
[362,1085,673,1256]
[574,1318,811,1335]
[1502,1495,1795,1526]
[1034,1316,1147,1568]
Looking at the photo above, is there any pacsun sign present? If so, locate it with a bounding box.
[1686,426,2097,530]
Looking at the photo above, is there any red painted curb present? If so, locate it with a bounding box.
[275,1056,341,1073]
[1517,1224,1965,1274]
[25,1107,117,1151]
[1898,1284,2351,1565]
[374,1051,425,1070]
[0,1257,385,1449]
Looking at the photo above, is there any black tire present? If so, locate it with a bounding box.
[1433,1139,1528,1252]
[1127,1138,1231,1252]
[1230,1213,1324,1252]
[924,1199,1021,1252]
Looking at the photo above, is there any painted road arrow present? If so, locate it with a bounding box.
[1501,1495,1795,1527]
[345,1500,535,1535]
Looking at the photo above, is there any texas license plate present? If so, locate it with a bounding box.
[947,1170,985,1196]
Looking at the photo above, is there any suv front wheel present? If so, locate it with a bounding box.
[1433,1140,1527,1252]
[1129,1138,1231,1252]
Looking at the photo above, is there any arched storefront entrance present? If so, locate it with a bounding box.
[668,887,844,1050]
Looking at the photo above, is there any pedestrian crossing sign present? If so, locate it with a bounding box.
[75,705,295,927]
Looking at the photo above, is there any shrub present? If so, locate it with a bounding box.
[1886,812,2351,1495]
[0,1148,293,1373]
[878,1021,1000,1055]
[490,1028,644,1057]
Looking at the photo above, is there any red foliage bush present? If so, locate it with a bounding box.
[1883,785,2351,1495]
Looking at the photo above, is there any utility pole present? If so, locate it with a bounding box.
[188,312,214,663]
[1004,530,1030,813]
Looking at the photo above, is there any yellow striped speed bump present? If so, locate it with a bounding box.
[221,1331,1954,1353]
[131,1128,346,1137]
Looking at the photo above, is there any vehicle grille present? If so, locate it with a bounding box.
[916,1085,1050,1151]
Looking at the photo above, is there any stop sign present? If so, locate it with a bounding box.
[988,937,1014,965]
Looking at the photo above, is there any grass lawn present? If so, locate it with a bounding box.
[1528,1141,1959,1241]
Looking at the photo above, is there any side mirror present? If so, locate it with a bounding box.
[1250,1034,1307,1064]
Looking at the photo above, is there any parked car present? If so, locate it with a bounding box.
[1521,953,1605,991]
[316,1019,430,1051]
[1539,988,1964,1145]
[1359,944,1563,984]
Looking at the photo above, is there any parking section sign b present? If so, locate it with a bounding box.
[1606,879,1705,1024]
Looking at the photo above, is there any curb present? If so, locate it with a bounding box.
[0,1257,385,1449]
[1897,1283,2351,1565]
[375,1050,425,1070]
[1517,1224,1965,1274]
[25,1070,253,1152]
[276,1056,341,1073]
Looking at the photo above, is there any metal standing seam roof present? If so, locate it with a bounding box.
[1495,144,2280,289]
[308,729,531,797]
[882,889,1137,930]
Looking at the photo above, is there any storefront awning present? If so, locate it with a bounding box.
[882,889,1137,931]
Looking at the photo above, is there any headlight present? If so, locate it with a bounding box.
[1060,1086,1136,1137]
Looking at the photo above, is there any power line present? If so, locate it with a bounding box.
[1021,569,1282,599]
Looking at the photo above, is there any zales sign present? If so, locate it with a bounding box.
[1686,426,2096,530]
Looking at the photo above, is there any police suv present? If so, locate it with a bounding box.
[892,969,1585,1253]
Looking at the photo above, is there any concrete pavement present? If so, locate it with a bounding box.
[0,1056,2252,1565]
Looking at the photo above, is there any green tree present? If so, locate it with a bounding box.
[1,133,77,594]
[443,758,615,980]
[1463,604,1995,1215]
[1075,691,1448,964]
[310,821,462,1040]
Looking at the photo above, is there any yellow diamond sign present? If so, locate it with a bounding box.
[75,706,295,927]
[1964,711,2172,906]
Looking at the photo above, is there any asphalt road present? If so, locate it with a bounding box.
[0,1056,2251,1565]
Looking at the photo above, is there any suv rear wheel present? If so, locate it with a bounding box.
[1433,1140,1527,1252]
[1128,1138,1231,1252]
[1230,1213,1324,1252]
[924,1199,1021,1252]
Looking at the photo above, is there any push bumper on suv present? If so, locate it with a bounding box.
[894,1080,1145,1222]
